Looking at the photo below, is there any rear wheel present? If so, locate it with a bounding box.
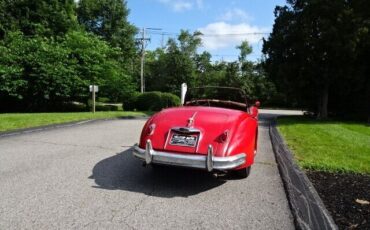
[234,166,251,178]
[151,163,163,169]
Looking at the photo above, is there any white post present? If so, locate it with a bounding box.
[181,83,187,105]
[92,85,96,113]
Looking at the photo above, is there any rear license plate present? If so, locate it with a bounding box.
[170,134,198,147]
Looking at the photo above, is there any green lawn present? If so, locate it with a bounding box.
[277,116,370,174]
[0,111,148,132]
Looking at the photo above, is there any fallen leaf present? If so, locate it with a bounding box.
[355,199,369,205]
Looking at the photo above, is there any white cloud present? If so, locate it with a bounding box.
[220,8,251,22]
[173,1,192,11]
[198,22,268,50]
[195,0,204,9]
[158,0,203,12]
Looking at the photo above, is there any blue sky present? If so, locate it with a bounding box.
[127,0,286,62]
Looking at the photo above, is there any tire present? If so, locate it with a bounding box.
[151,163,165,170]
[234,166,251,178]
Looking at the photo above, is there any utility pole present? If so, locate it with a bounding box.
[139,28,149,93]
[137,27,162,93]
[161,32,165,49]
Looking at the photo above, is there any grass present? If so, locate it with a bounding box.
[277,116,370,174]
[0,111,149,132]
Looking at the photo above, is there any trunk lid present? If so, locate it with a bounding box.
[148,106,246,156]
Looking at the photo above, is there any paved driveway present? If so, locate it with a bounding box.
[0,110,301,229]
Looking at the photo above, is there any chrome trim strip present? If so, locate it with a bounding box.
[133,144,246,171]
[171,127,201,133]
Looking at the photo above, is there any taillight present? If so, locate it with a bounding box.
[219,130,229,143]
[147,124,156,136]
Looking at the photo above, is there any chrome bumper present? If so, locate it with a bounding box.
[132,140,246,172]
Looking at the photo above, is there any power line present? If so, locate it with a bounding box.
[212,54,263,57]
[147,31,269,37]
[201,33,269,37]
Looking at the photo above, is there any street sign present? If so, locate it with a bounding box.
[89,85,99,92]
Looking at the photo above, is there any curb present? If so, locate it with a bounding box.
[269,119,338,230]
[0,115,149,139]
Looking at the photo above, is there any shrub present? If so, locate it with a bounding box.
[160,92,181,108]
[97,97,110,103]
[95,104,110,111]
[95,104,119,111]
[106,105,119,111]
[136,91,162,111]
[60,103,88,112]
[122,92,139,111]
[123,91,180,111]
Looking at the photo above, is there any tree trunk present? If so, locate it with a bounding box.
[367,85,370,125]
[317,85,329,119]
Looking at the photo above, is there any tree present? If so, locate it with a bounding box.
[0,0,137,111]
[77,0,137,61]
[194,51,212,86]
[236,41,254,78]
[0,32,26,101]
[237,40,253,63]
[178,30,202,57]
[145,30,202,94]
[263,0,369,119]
[0,30,134,111]
[0,31,80,110]
[0,0,77,38]
[62,30,135,103]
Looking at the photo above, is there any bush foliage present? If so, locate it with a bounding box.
[0,0,136,112]
[95,104,119,111]
[160,92,181,108]
[123,92,180,111]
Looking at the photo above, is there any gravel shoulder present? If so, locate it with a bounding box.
[0,110,296,229]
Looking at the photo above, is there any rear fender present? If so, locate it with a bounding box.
[228,117,258,170]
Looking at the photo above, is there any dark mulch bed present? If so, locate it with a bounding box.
[306,171,370,229]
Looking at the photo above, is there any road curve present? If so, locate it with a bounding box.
[0,110,300,229]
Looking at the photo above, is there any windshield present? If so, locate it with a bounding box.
[184,86,248,111]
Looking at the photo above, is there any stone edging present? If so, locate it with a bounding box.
[269,120,338,230]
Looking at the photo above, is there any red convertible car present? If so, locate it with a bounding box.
[133,87,259,178]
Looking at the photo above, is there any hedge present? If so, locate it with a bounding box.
[123,91,180,111]
[95,104,119,111]
[160,92,181,108]
[122,91,140,111]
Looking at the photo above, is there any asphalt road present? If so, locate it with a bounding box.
[0,109,302,229]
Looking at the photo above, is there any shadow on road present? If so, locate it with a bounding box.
[90,148,226,198]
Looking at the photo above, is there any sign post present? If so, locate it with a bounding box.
[89,85,99,113]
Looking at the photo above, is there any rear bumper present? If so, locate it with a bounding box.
[133,140,246,171]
